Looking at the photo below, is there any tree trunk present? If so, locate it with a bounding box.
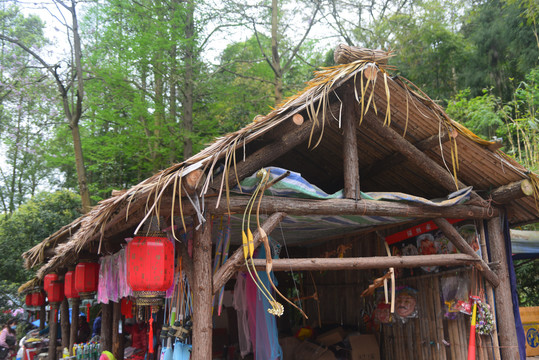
[70,122,91,213]
[182,0,195,160]
[39,304,46,330]
[271,0,283,105]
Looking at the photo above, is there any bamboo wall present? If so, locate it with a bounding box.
[292,233,496,360]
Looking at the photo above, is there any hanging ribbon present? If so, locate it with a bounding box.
[86,303,91,323]
[148,313,154,354]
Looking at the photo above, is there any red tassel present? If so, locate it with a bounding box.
[37,312,39,320]
[87,303,91,323]
[148,314,154,354]
[54,309,58,323]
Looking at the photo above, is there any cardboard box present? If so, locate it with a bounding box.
[520,307,539,357]
[349,334,380,360]
[280,336,300,360]
[316,327,346,346]
[293,341,336,360]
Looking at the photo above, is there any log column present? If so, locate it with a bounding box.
[342,89,360,199]
[192,214,212,359]
[39,304,46,330]
[112,301,124,360]
[48,304,59,360]
[101,303,113,352]
[488,216,519,360]
[69,298,80,355]
[60,298,70,351]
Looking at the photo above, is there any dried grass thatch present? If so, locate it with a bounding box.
[18,278,40,294]
[29,46,539,279]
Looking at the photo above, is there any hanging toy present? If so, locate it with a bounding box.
[467,297,479,360]
[241,169,283,316]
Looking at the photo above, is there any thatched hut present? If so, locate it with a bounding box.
[20,45,536,360]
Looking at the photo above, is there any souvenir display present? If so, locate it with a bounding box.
[393,287,418,323]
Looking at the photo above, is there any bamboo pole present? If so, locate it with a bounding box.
[192,214,213,360]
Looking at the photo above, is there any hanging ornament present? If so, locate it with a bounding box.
[121,298,134,319]
[44,273,58,293]
[126,229,174,306]
[31,289,45,307]
[75,261,99,298]
[47,280,65,304]
[64,270,80,299]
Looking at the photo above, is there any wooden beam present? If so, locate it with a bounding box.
[212,212,287,294]
[363,131,450,178]
[207,196,497,219]
[248,253,479,271]
[60,298,70,351]
[48,304,59,360]
[362,116,484,203]
[192,214,212,360]
[210,111,325,192]
[69,298,80,356]
[488,217,519,360]
[489,179,534,204]
[432,218,499,287]
[342,89,360,199]
[100,303,112,352]
[112,301,124,360]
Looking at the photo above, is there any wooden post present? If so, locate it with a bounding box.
[48,304,59,360]
[478,223,501,360]
[433,218,499,286]
[342,89,360,199]
[488,216,519,360]
[213,212,287,293]
[192,214,212,360]
[112,301,124,360]
[70,298,80,356]
[101,303,113,352]
[39,304,46,330]
[60,298,70,351]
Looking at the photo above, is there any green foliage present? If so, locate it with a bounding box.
[446,88,505,140]
[0,190,81,286]
[514,259,539,306]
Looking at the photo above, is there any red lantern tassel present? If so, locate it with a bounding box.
[467,301,477,360]
[148,314,154,354]
[54,309,58,323]
[87,303,91,323]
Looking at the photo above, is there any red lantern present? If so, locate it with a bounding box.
[126,235,174,305]
[74,262,99,298]
[31,290,45,307]
[44,273,58,293]
[64,271,79,299]
[47,281,64,304]
[25,294,32,307]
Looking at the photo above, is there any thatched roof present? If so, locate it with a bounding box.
[25,45,539,282]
